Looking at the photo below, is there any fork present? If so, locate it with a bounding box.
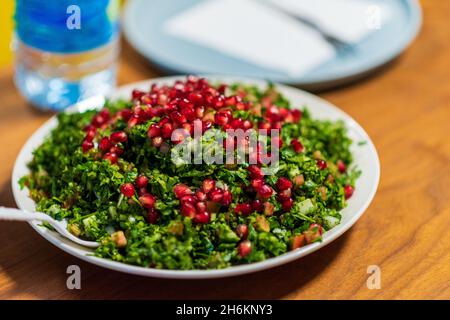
[0,206,99,248]
[263,1,355,54]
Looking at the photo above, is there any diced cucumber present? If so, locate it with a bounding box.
[298,199,315,215]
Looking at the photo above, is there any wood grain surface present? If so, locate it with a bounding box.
[0,0,449,300]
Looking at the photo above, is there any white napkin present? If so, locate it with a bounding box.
[163,0,391,77]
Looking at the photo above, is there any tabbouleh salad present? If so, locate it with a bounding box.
[20,76,359,270]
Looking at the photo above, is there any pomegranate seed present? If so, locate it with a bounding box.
[195,201,207,213]
[157,94,168,105]
[236,102,246,111]
[157,115,169,125]
[222,190,232,206]
[316,159,328,170]
[194,212,210,224]
[231,118,243,129]
[337,160,347,173]
[148,124,161,138]
[251,199,263,212]
[217,84,227,94]
[82,140,94,153]
[85,128,96,142]
[195,190,207,202]
[269,117,281,129]
[152,137,163,148]
[278,188,292,201]
[127,114,140,128]
[147,208,160,224]
[180,195,196,204]
[263,202,275,216]
[110,131,128,144]
[214,111,230,126]
[132,89,145,100]
[91,114,106,127]
[281,198,294,212]
[291,109,302,123]
[204,92,215,105]
[278,108,289,118]
[225,95,238,106]
[84,124,96,132]
[188,92,204,104]
[161,123,174,139]
[141,93,155,105]
[235,224,249,239]
[103,152,118,164]
[202,179,216,194]
[257,184,273,199]
[251,178,264,191]
[109,146,124,156]
[181,203,197,218]
[134,106,148,121]
[248,165,264,179]
[276,177,292,191]
[138,187,148,196]
[171,111,187,125]
[118,109,133,121]
[120,183,135,197]
[208,188,223,202]
[174,184,192,198]
[238,240,252,258]
[99,137,111,152]
[135,175,149,188]
[180,98,194,110]
[259,122,272,131]
[291,139,304,153]
[212,96,225,109]
[284,113,294,123]
[266,106,281,122]
[181,106,196,121]
[139,194,156,209]
[344,185,354,199]
[235,203,253,216]
[242,120,253,130]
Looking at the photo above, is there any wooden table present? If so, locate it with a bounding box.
[0,1,449,300]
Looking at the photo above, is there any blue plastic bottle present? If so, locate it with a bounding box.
[14,0,120,111]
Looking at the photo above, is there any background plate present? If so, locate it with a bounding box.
[12,76,380,279]
[122,0,422,90]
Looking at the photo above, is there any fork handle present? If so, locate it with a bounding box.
[0,206,52,222]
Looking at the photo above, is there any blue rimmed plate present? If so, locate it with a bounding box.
[122,0,422,90]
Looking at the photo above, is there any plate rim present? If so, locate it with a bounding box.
[12,75,380,279]
[122,0,422,86]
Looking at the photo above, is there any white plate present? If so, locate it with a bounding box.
[12,76,380,279]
